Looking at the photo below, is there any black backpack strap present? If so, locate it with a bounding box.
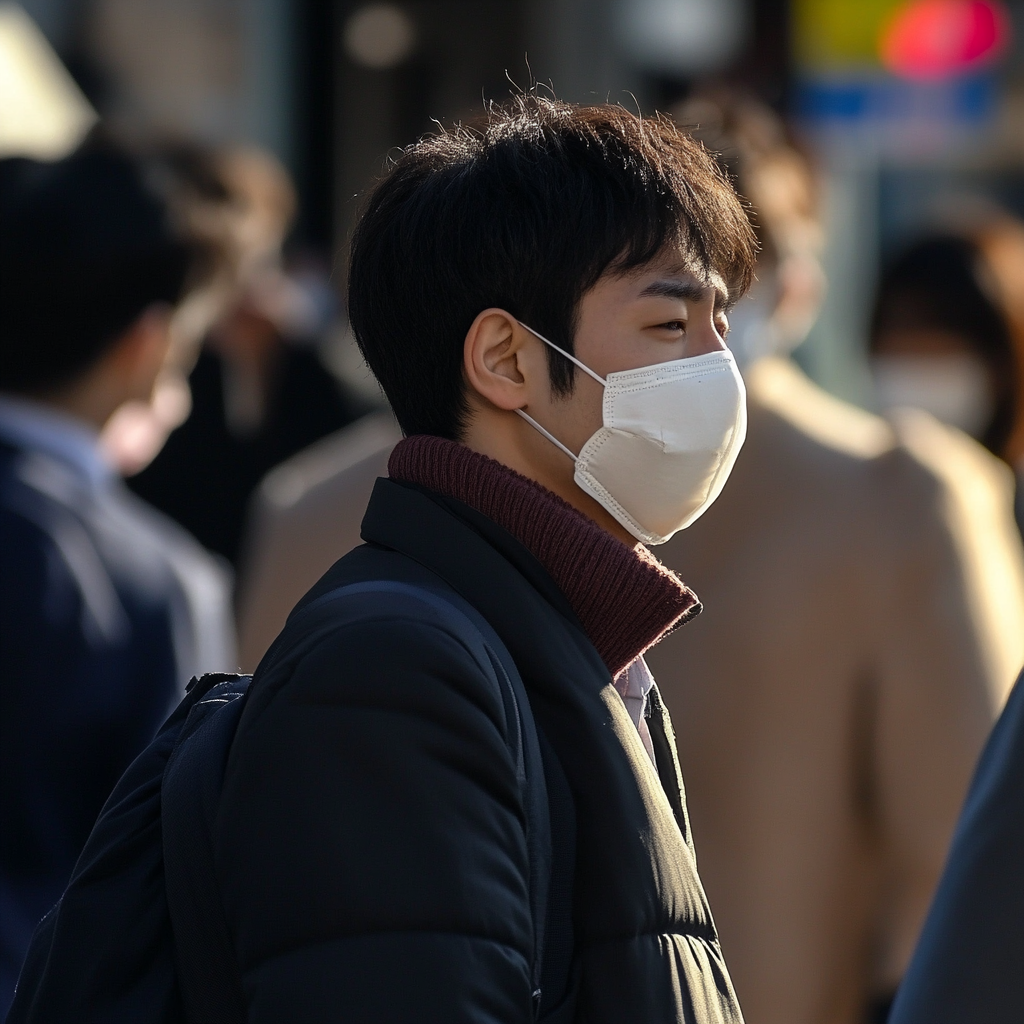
[163,675,251,1023]
[536,729,579,1023]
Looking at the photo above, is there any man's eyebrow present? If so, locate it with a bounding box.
[639,278,731,308]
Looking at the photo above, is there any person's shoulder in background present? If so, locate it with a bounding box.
[0,435,235,686]
[884,408,1024,696]
[748,353,1024,704]
[746,354,895,464]
[234,410,402,670]
[114,481,237,681]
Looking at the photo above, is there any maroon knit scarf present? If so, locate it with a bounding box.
[388,435,699,676]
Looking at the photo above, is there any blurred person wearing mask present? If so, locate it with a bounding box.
[0,138,234,1016]
[127,147,373,567]
[642,91,1024,1024]
[871,220,1024,538]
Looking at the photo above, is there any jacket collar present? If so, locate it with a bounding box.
[359,476,609,685]
[386,435,700,676]
[0,394,114,492]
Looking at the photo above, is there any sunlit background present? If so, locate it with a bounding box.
[1,0,1021,407]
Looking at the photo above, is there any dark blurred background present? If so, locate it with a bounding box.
[4,0,1020,408]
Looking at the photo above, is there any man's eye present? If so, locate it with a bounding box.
[660,320,686,332]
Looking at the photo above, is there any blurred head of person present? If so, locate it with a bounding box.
[869,227,1022,462]
[672,88,826,369]
[348,96,756,541]
[96,142,300,469]
[201,146,313,437]
[0,136,190,434]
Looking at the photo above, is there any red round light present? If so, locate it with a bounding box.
[880,0,1012,80]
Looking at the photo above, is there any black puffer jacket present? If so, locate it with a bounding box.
[214,477,742,1022]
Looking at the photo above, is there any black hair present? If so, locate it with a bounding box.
[0,137,189,394]
[348,96,757,440]
[870,233,1017,457]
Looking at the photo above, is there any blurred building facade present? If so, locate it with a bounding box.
[16,0,1022,411]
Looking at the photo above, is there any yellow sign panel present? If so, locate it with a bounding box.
[793,0,904,70]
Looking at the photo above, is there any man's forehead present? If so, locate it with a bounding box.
[628,257,731,304]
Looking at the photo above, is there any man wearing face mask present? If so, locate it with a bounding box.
[155,97,755,1022]
[643,92,1024,1024]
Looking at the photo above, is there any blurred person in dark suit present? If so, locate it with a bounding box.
[640,91,1024,1024]
[871,217,1024,539]
[0,139,234,1016]
[887,666,1024,1024]
[128,147,373,567]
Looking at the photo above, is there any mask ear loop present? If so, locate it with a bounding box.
[515,408,579,462]
[513,320,606,463]
[517,320,607,387]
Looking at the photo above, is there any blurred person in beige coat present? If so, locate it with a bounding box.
[642,92,1024,1024]
[234,408,399,668]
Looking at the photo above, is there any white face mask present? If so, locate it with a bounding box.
[515,322,747,545]
[872,354,994,438]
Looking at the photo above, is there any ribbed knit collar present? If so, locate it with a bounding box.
[388,435,700,677]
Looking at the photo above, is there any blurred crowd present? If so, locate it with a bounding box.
[2,4,1024,1024]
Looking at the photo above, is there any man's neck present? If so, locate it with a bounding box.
[387,434,700,676]
[460,404,637,548]
[35,381,119,433]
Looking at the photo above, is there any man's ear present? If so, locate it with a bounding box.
[464,308,538,412]
[108,304,175,404]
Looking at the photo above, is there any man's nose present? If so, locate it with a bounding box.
[685,307,728,358]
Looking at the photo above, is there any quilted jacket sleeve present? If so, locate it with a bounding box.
[214,613,535,1024]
